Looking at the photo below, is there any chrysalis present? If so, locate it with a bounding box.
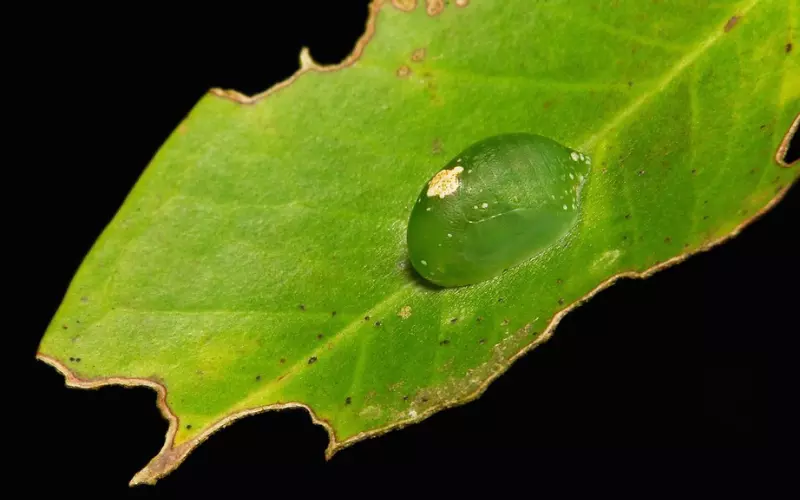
[407,133,591,288]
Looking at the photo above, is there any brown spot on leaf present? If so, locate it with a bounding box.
[345,396,352,405]
[558,298,565,305]
[279,358,286,364]
[186,424,192,430]
[308,356,318,365]
[391,0,416,11]
[439,339,450,345]
[317,333,324,339]
[396,65,412,78]
[426,0,444,16]
[411,48,426,62]
[786,43,793,53]
[724,15,740,32]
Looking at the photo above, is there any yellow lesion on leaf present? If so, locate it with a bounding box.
[427,166,464,198]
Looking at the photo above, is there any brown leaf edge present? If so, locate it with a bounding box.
[35,0,798,488]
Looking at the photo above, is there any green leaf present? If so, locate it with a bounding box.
[37,0,798,485]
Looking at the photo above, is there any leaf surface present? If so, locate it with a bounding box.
[37,0,799,485]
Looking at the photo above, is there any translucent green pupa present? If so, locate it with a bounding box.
[407,133,591,288]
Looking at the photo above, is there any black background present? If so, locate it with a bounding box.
[22,2,797,496]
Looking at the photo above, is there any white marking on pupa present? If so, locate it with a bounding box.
[427,166,464,198]
[481,202,488,208]
[569,173,574,180]
[562,204,568,210]
[447,233,453,238]
[421,260,428,266]
[579,153,585,161]
[426,207,432,211]
[585,157,591,165]
[570,152,579,161]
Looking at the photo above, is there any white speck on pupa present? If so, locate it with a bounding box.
[447,233,453,238]
[427,166,464,198]
[468,169,473,173]
[579,153,585,161]
[585,157,591,165]
[578,174,584,182]
[569,173,574,180]
[457,158,462,162]
[426,207,432,211]
[572,203,576,209]
[481,202,488,208]
[409,409,418,418]
[562,204,568,210]
[421,260,428,266]
[473,205,478,209]
[550,194,555,200]
[570,152,579,161]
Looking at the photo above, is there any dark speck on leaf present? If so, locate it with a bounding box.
[317,333,324,339]
[476,316,483,323]
[62,324,68,330]
[498,297,505,303]
[298,304,305,311]
[403,395,409,401]
[75,358,81,362]
[450,317,458,324]
[345,397,352,405]
[556,278,563,285]
[786,43,793,53]
[558,298,565,305]
[638,170,645,176]
[479,338,486,344]
[331,311,337,317]
[664,237,672,244]
[440,339,450,345]
[69,357,75,362]
[80,296,89,303]
[256,375,261,381]
[375,321,382,327]
[186,425,192,430]
[624,214,631,220]
[691,169,697,175]
[364,315,370,321]
[280,358,286,364]
[703,215,709,220]
[308,356,318,365]
[628,81,633,87]
[724,15,740,32]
